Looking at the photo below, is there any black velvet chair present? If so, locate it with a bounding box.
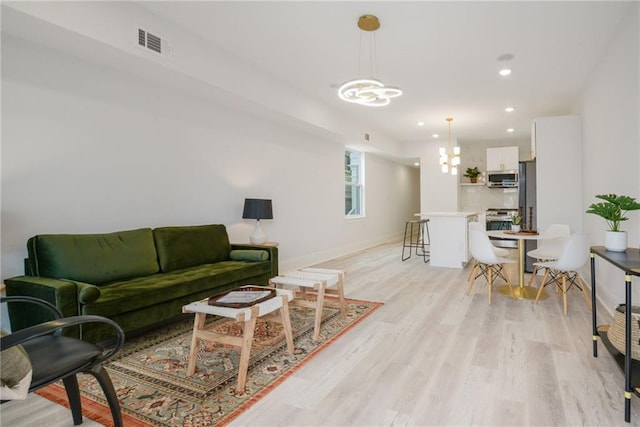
[1,296,124,426]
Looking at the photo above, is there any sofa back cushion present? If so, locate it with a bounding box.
[27,228,159,285]
[153,224,231,272]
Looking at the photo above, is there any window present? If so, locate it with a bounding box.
[345,150,364,217]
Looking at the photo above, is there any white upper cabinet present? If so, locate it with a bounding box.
[486,146,519,171]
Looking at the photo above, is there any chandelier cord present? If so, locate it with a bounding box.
[358,31,363,77]
[372,32,377,78]
[448,119,452,153]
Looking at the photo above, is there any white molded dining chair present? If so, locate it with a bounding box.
[534,232,592,316]
[467,222,509,281]
[467,227,516,304]
[527,224,571,286]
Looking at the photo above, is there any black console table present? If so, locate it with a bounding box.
[590,246,640,423]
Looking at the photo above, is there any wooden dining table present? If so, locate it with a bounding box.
[486,230,552,300]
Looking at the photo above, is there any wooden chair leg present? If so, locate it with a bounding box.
[577,275,592,310]
[468,260,478,281]
[466,264,479,295]
[487,267,493,305]
[562,275,569,316]
[535,269,550,304]
[527,265,539,287]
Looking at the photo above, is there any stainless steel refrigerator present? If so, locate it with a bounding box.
[519,160,537,272]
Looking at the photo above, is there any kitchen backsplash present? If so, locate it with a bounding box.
[459,185,518,212]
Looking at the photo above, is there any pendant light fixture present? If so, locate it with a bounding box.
[439,117,461,175]
[338,14,402,107]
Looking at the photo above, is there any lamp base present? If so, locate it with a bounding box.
[250,220,267,245]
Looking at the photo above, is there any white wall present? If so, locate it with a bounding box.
[418,141,459,212]
[0,34,420,279]
[534,115,583,232]
[575,3,640,314]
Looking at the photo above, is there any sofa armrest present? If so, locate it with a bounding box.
[231,244,278,277]
[4,276,81,332]
[75,282,102,305]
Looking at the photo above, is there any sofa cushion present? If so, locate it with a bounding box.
[27,229,159,285]
[153,224,231,273]
[81,261,270,317]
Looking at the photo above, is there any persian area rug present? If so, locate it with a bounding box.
[37,297,382,427]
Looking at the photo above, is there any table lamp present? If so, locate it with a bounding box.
[242,198,273,244]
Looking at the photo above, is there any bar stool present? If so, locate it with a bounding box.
[401,219,430,262]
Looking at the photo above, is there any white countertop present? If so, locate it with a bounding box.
[415,212,479,218]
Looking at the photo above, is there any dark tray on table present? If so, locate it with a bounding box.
[208,286,276,308]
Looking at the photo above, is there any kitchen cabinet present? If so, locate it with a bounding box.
[486,146,519,171]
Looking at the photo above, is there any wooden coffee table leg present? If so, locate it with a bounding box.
[236,306,259,394]
[337,273,347,319]
[312,282,326,341]
[187,312,206,376]
[279,295,294,354]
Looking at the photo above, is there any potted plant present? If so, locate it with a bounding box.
[463,166,481,183]
[511,213,523,233]
[586,193,640,252]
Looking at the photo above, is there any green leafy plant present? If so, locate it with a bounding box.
[511,213,523,225]
[463,167,480,179]
[586,194,640,232]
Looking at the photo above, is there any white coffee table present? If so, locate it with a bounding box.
[269,268,347,341]
[182,286,294,394]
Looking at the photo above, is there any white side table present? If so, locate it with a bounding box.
[182,286,294,394]
[269,268,347,341]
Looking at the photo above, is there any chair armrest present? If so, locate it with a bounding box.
[0,315,125,363]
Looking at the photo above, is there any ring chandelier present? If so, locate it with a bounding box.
[337,15,402,107]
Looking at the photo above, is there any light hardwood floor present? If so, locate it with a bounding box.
[2,241,638,426]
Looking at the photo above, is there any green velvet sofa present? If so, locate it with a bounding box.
[4,224,278,342]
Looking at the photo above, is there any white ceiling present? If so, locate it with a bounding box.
[137,1,631,144]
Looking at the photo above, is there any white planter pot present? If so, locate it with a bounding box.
[605,230,627,252]
[511,225,521,233]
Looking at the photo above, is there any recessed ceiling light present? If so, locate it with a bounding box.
[432,133,439,138]
[417,121,425,126]
[505,106,515,113]
[499,68,512,76]
[414,162,420,166]
[507,128,515,133]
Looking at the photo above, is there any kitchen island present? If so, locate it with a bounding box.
[415,212,479,268]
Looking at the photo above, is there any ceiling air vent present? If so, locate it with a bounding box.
[137,28,171,57]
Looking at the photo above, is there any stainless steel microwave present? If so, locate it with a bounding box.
[486,170,518,187]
